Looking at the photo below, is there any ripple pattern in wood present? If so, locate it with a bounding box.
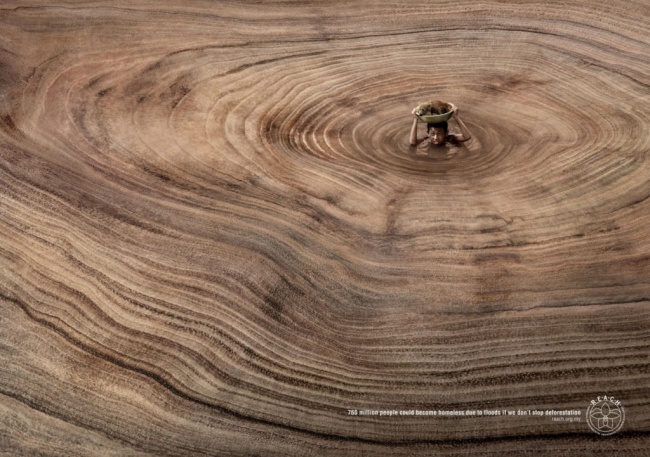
[1,1,649,455]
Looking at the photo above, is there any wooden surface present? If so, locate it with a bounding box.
[1,1,649,455]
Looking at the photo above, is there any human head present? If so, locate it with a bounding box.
[427,121,448,145]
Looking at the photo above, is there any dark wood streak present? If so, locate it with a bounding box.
[6,288,648,448]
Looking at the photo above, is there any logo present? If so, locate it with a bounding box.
[586,395,625,435]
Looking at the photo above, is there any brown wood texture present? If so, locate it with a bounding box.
[1,1,649,455]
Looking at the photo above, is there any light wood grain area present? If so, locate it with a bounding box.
[1,1,649,455]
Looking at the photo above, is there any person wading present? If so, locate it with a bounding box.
[409,107,472,147]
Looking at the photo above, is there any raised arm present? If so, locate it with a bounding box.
[409,115,426,146]
[451,109,472,142]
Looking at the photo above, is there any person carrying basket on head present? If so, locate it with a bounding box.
[409,101,472,146]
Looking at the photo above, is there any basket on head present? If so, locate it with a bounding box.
[414,100,455,123]
[417,111,454,123]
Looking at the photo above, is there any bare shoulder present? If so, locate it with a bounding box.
[448,134,469,143]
